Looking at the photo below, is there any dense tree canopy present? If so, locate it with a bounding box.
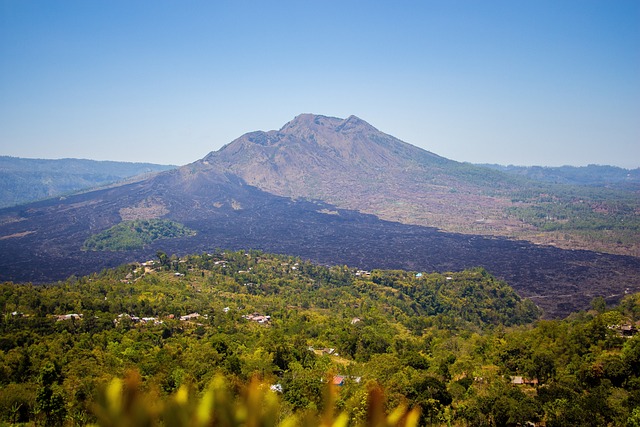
[0,250,638,426]
[82,219,195,251]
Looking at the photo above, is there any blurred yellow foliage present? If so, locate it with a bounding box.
[90,371,420,427]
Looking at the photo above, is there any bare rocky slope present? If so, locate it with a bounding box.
[201,114,521,234]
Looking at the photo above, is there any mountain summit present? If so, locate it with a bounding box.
[201,114,447,199]
[200,114,509,230]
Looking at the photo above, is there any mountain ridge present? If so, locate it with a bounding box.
[205,113,447,171]
[0,156,175,208]
[480,163,640,186]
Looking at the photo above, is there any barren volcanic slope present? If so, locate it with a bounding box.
[1,115,639,318]
[202,114,518,234]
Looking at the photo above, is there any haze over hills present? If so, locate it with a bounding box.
[0,156,175,208]
[0,114,639,318]
[480,163,640,187]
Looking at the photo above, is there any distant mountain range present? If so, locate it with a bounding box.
[0,114,638,318]
[0,156,175,208]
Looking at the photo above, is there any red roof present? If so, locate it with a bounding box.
[332,375,345,386]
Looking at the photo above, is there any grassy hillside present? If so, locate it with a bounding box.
[83,219,196,251]
[1,251,639,425]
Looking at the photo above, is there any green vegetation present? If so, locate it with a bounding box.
[83,219,195,251]
[0,250,639,425]
[446,164,640,255]
[507,185,640,249]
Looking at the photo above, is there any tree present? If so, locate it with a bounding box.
[623,336,640,376]
[156,251,169,268]
[628,407,640,427]
[35,362,67,426]
[406,375,452,425]
[530,351,556,385]
[591,296,606,314]
[282,362,324,410]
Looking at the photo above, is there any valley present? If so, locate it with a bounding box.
[4,1,638,424]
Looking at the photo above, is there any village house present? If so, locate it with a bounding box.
[511,376,539,386]
[270,383,283,393]
[139,261,156,273]
[332,375,345,386]
[180,312,201,321]
[330,375,361,387]
[115,313,139,325]
[243,313,271,324]
[55,313,83,321]
[141,317,163,325]
[608,323,638,337]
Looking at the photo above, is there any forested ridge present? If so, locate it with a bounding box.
[1,250,639,426]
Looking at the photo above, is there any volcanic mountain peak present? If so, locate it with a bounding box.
[206,114,380,159]
[198,113,456,207]
[279,113,378,135]
[203,113,442,168]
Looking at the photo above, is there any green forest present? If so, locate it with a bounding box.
[1,250,639,426]
[504,182,640,254]
[82,220,195,251]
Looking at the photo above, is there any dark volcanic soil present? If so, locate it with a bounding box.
[0,172,638,319]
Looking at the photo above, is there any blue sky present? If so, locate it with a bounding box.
[1,1,639,167]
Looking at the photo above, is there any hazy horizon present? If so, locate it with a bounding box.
[1,1,639,168]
